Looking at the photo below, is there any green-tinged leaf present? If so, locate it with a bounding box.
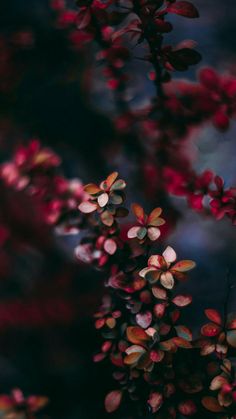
[226,330,236,348]
[111,179,126,190]
[100,210,114,226]
[175,325,192,341]
[137,227,147,240]
[172,337,192,348]
[109,192,123,205]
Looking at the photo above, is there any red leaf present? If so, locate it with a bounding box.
[175,325,192,341]
[178,400,197,416]
[172,295,192,307]
[126,326,150,344]
[172,337,192,348]
[105,390,122,413]
[201,323,221,337]
[148,392,163,413]
[166,1,199,18]
[205,309,222,325]
[202,396,225,413]
[131,203,145,223]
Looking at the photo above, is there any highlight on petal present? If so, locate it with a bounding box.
[162,246,177,264]
[172,260,196,272]
[160,271,174,289]
[104,239,117,255]
[131,203,145,223]
[127,226,140,238]
[148,227,161,241]
[98,192,109,207]
[78,201,97,213]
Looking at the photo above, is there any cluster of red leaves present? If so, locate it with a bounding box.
[74,0,202,100]
[114,68,236,224]
[0,139,86,227]
[0,388,48,419]
[78,172,236,418]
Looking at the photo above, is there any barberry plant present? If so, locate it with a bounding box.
[78,172,236,418]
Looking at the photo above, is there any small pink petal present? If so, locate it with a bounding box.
[78,201,97,213]
[162,246,177,264]
[148,255,165,268]
[98,192,109,207]
[104,239,117,255]
[127,226,140,239]
[160,271,174,289]
[148,227,161,241]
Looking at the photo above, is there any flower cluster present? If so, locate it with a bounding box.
[79,172,236,418]
[0,388,48,419]
[0,139,86,227]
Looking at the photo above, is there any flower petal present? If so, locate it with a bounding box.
[83,183,101,194]
[127,226,140,239]
[102,172,118,190]
[107,171,118,185]
[162,246,177,264]
[78,201,97,213]
[104,239,117,255]
[139,267,155,278]
[98,192,109,207]
[172,260,196,272]
[147,227,161,241]
[131,203,145,223]
[148,255,165,268]
[110,179,126,190]
[147,207,162,223]
[105,390,122,413]
[160,271,174,289]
